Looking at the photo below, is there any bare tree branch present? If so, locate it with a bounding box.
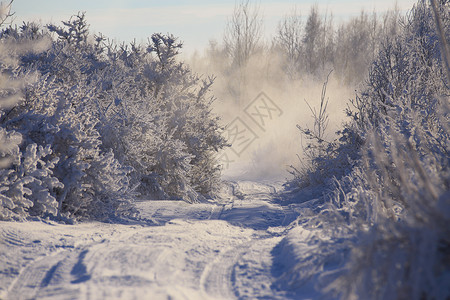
[223,0,263,67]
[0,0,15,27]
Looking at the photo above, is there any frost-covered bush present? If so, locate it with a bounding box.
[287,0,450,298]
[1,9,226,221]
[0,5,64,221]
[91,33,226,201]
[330,101,449,299]
[1,37,136,220]
[19,78,135,219]
[288,72,362,189]
[329,1,449,298]
[0,14,131,220]
[349,1,448,131]
[48,17,227,201]
[0,143,62,220]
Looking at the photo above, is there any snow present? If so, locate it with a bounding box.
[0,181,322,300]
[1,2,448,299]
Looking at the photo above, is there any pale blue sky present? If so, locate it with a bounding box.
[9,0,417,54]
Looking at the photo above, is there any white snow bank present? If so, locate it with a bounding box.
[271,226,349,299]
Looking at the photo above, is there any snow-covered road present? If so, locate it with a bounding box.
[0,181,307,300]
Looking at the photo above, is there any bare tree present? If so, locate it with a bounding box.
[0,0,14,27]
[334,10,374,84]
[224,0,263,68]
[318,10,334,73]
[430,0,450,83]
[303,5,322,74]
[276,7,303,78]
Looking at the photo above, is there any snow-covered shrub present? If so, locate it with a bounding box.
[87,32,226,201]
[2,9,226,220]
[287,0,449,298]
[6,72,136,220]
[305,0,449,223]
[329,99,449,299]
[0,14,136,220]
[45,18,226,201]
[327,1,449,298]
[0,6,63,221]
[0,143,63,221]
[348,1,448,131]
[288,72,361,189]
[290,72,333,186]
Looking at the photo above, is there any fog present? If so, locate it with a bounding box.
[191,52,356,181]
[186,0,402,181]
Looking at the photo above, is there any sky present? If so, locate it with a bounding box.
[9,0,417,55]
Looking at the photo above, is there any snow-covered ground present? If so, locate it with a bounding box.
[0,181,329,300]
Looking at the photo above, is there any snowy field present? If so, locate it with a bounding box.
[0,181,329,300]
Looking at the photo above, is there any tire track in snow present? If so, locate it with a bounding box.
[6,249,81,300]
[1,229,27,247]
[199,243,247,299]
[2,180,298,299]
[200,180,290,299]
[4,225,115,300]
[200,235,287,299]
